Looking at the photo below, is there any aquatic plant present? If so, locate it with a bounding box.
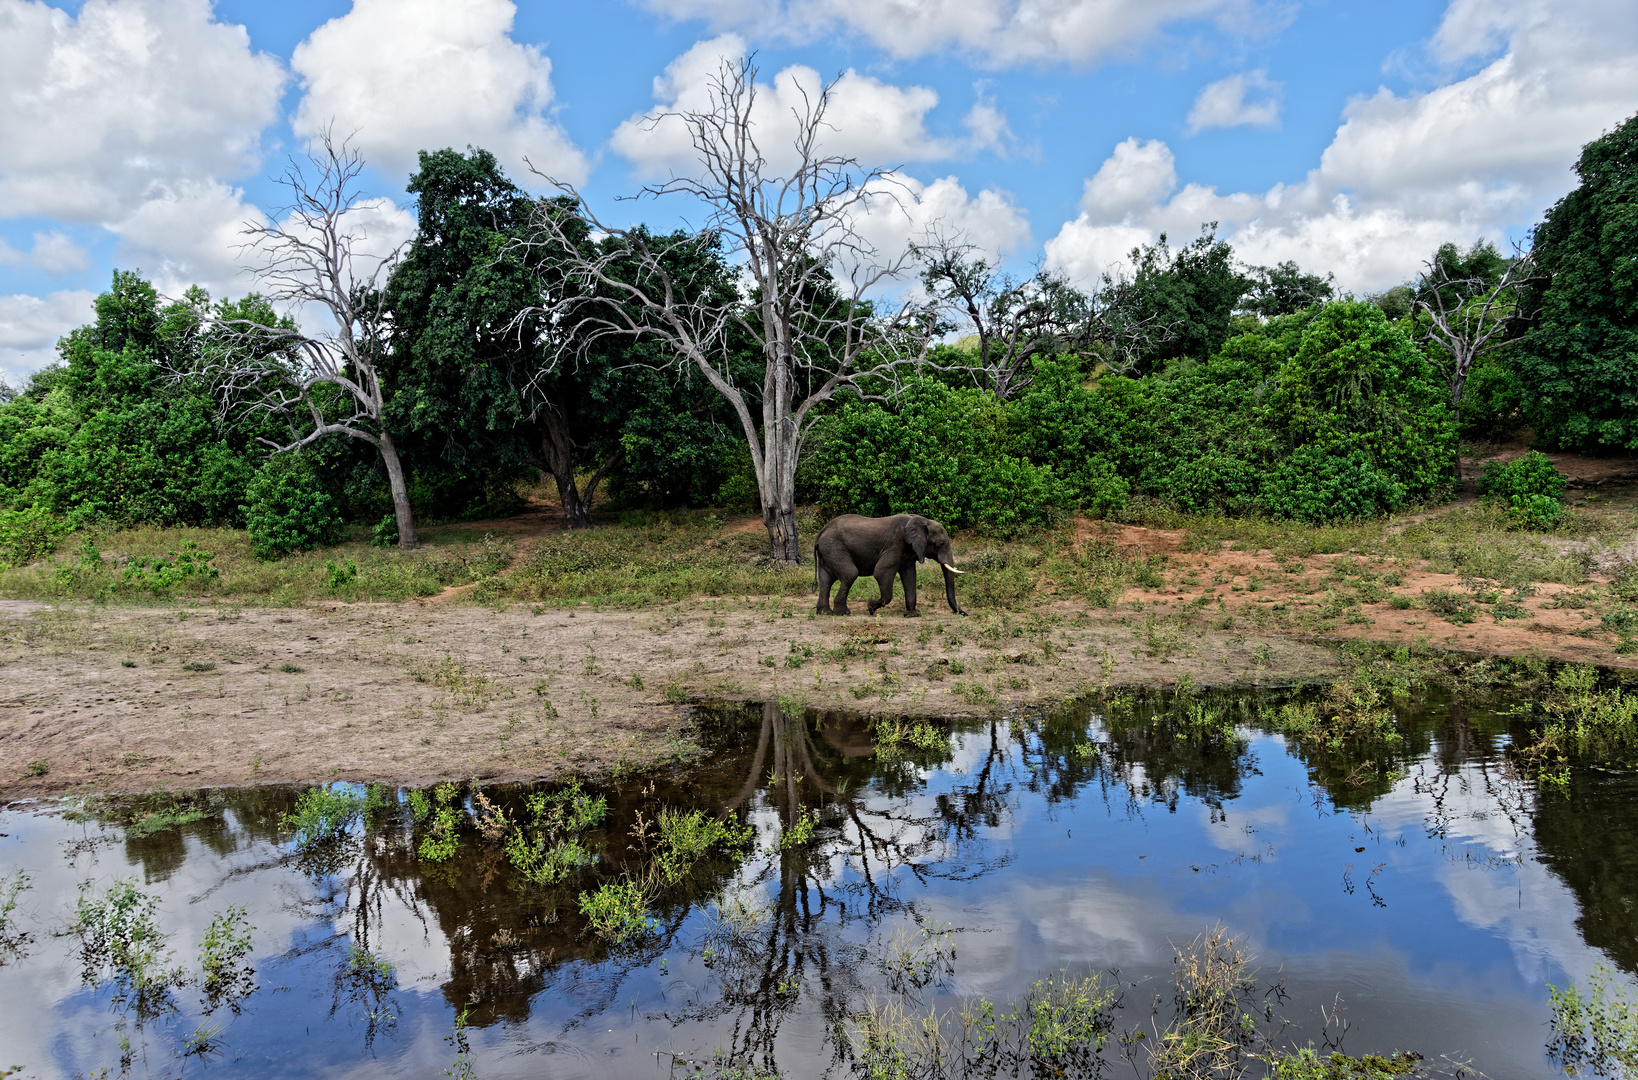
[418,781,463,862]
[1549,963,1638,1077]
[282,784,387,848]
[0,871,31,961]
[198,906,255,1010]
[578,880,655,943]
[653,807,754,885]
[1513,665,1638,775]
[73,879,178,1003]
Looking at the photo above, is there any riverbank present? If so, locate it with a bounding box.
[0,597,1349,798]
[3,453,1635,798]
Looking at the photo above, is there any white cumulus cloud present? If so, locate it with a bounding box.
[613,36,1011,179]
[1046,0,1638,294]
[0,0,284,225]
[0,290,97,387]
[291,0,588,187]
[1186,70,1282,134]
[0,232,90,276]
[636,0,1284,68]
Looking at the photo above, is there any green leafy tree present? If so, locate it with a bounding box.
[0,272,272,527]
[1514,112,1638,449]
[1240,260,1335,318]
[386,147,746,526]
[1115,224,1249,370]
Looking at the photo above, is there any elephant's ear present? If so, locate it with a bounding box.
[905,517,929,562]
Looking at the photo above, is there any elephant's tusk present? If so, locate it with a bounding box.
[941,562,965,575]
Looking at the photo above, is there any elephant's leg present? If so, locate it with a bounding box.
[902,562,920,617]
[816,561,837,614]
[834,571,858,615]
[867,552,898,614]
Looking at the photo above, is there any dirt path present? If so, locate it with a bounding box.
[0,598,1344,799]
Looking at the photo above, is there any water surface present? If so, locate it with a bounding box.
[1,686,1634,1078]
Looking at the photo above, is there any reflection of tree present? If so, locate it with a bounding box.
[1533,771,1638,976]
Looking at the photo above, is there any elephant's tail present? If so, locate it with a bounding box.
[812,545,820,594]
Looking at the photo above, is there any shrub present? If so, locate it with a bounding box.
[1480,451,1566,504]
[1507,493,1565,531]
[242,454,344,561]
[1260,445,1407,522]
[578,880,654,943]
[281,784,385,848]
[814,378,1060,532]
[0,506,71,569]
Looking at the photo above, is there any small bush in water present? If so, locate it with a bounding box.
[579,881,654,943]
[654,807,754,885]
[1548,963,1638,1077]
[74,879,175,995]
[283,784,385,848]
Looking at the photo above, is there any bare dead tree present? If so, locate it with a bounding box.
[914,236,1175,396]
[520,56,931,565]
[1414,247,1538,430]
[1088,263,1177,376]
[186,129,418,548]
[914,235,1093,400]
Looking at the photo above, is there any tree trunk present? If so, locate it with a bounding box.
[763,503,800,564]
[539,403,592,529]
[377,430,418,550]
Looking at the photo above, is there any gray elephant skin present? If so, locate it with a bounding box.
[813,513,967,617]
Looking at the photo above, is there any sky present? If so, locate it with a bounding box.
[1,0,1635,386]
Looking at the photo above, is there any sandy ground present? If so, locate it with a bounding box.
[3,446,1634,800]
[0,596,1345,799]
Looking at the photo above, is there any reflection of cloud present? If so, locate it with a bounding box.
[1199,800,1289,852]
[1368,772,1601,984]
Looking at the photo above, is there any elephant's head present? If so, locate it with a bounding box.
[904,515,967,615]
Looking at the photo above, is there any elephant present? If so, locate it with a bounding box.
[814,513,966,617]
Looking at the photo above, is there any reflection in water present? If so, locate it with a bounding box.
[0,685,1636,1078]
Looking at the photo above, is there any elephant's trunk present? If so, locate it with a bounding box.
[942,563,966,615]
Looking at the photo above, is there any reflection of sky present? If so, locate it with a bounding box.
[1,708,1633,1079]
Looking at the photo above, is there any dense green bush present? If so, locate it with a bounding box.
[243,455,345,561]
[0,273,267,528]
[0,506,72,569]
[815,378,1060,533]
[1480,451,1566,503]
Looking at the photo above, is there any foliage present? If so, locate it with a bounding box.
[1240,259,1335,318]
[1548,962,1638,1077]
[243,454,345,561]
[1514,112,1638,450]
[198,905,256,1007]
[578,880,655,943]
[1479,451,1566,504]
[814,377,1061,533]
[502,782,607,885]
[73,878,176,998]
[1513,665,1638,773]
[653,807,754,885]
[282,784,386,848]
[1118,225,1250,369]
[0,272,273,528]
[418,781,464,862]
[1506,494,1565,532]
[0,506,72,569]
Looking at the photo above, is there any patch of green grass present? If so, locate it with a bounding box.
[23,759,48,777]
[0,524,516,604]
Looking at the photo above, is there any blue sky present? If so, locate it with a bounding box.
[2,0,1634,384]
